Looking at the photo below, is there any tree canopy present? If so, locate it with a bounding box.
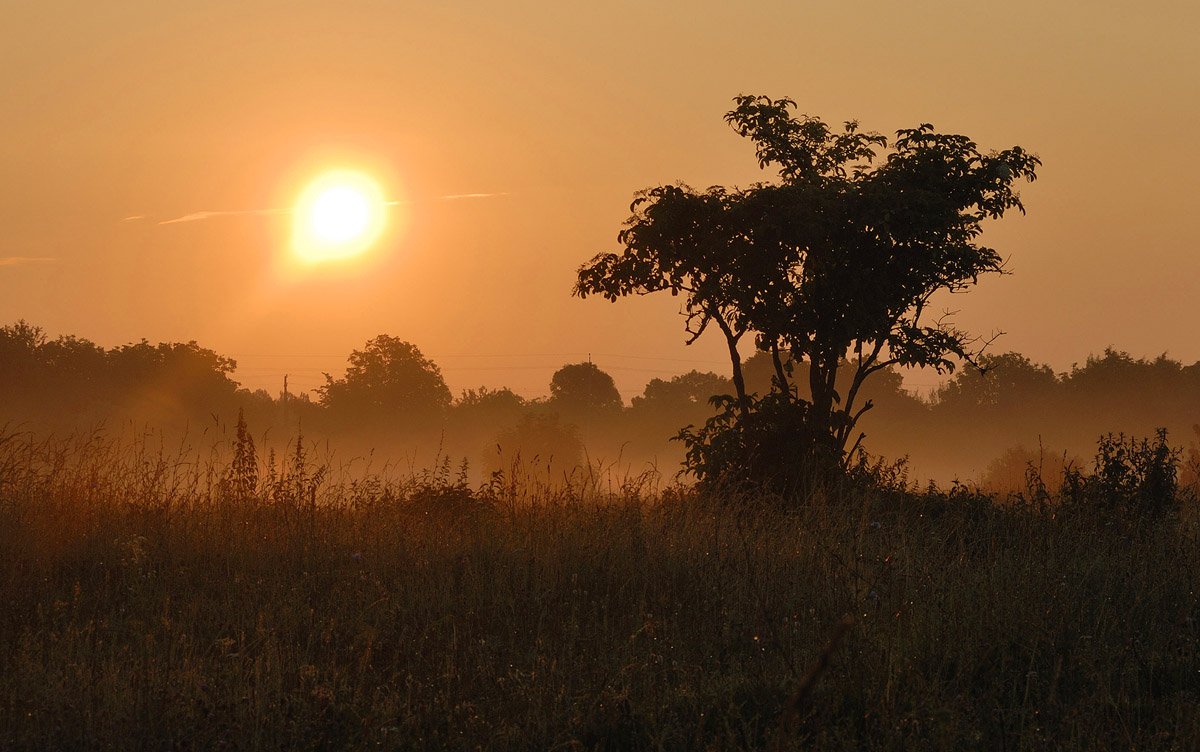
[319,335,451,427]
[548,361,623,419]
[575,95,1039,491]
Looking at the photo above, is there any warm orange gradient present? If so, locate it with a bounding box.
[2,2,1198,401]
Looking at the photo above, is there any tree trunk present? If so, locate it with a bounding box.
[808,354,843,468]
[727,337,749,415]
[714,315,750,415]
[770,343,791,397]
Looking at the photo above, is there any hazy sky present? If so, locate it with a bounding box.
[3,1,1198,401]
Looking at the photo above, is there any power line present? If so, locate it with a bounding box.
[233,364,720,375]
[230,351,727,365]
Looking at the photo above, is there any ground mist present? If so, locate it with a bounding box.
[1,429,1198,751]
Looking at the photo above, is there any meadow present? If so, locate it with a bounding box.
[1,428,1198,751]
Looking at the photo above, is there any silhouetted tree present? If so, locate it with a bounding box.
[576,95,1039,491]
[38,335,108,414]
[40,335,107,384]
[626,370,732,451]
[632,370,731,416]
[454,387,527,421]
[1063,350,1191,405]
[0,322,243,424]
[936,352,1057,412]
[449,386,530,457]
[0,320,45,354]
[107,340,240,410]
[319,335,451,429]
[0,321,48,397]
[548,362,622,419]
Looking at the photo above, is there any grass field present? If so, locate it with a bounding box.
[1,429,1198,750]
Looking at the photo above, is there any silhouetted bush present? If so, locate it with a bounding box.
[1060,429,1180,519]
[679,392,836,498]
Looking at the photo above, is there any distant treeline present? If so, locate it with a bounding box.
[3,320,1199,484]
[850,350,1200,483]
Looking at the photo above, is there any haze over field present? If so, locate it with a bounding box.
[3,1,1198,400]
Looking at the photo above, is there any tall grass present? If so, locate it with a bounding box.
[1,428,1198,750]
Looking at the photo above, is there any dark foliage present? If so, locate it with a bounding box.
[577,95,1039,493]
[318,335,452,429]
[548,361,623,419]
[1060,429,1181,519]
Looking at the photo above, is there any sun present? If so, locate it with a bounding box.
[292,170,388,263]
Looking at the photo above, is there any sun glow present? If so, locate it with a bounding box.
[292,170,388,263]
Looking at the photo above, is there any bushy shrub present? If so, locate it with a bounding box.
[1060,429,1179,518]
[677,392,848,499]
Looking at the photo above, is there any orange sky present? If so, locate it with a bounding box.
[3,1,1198,401]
